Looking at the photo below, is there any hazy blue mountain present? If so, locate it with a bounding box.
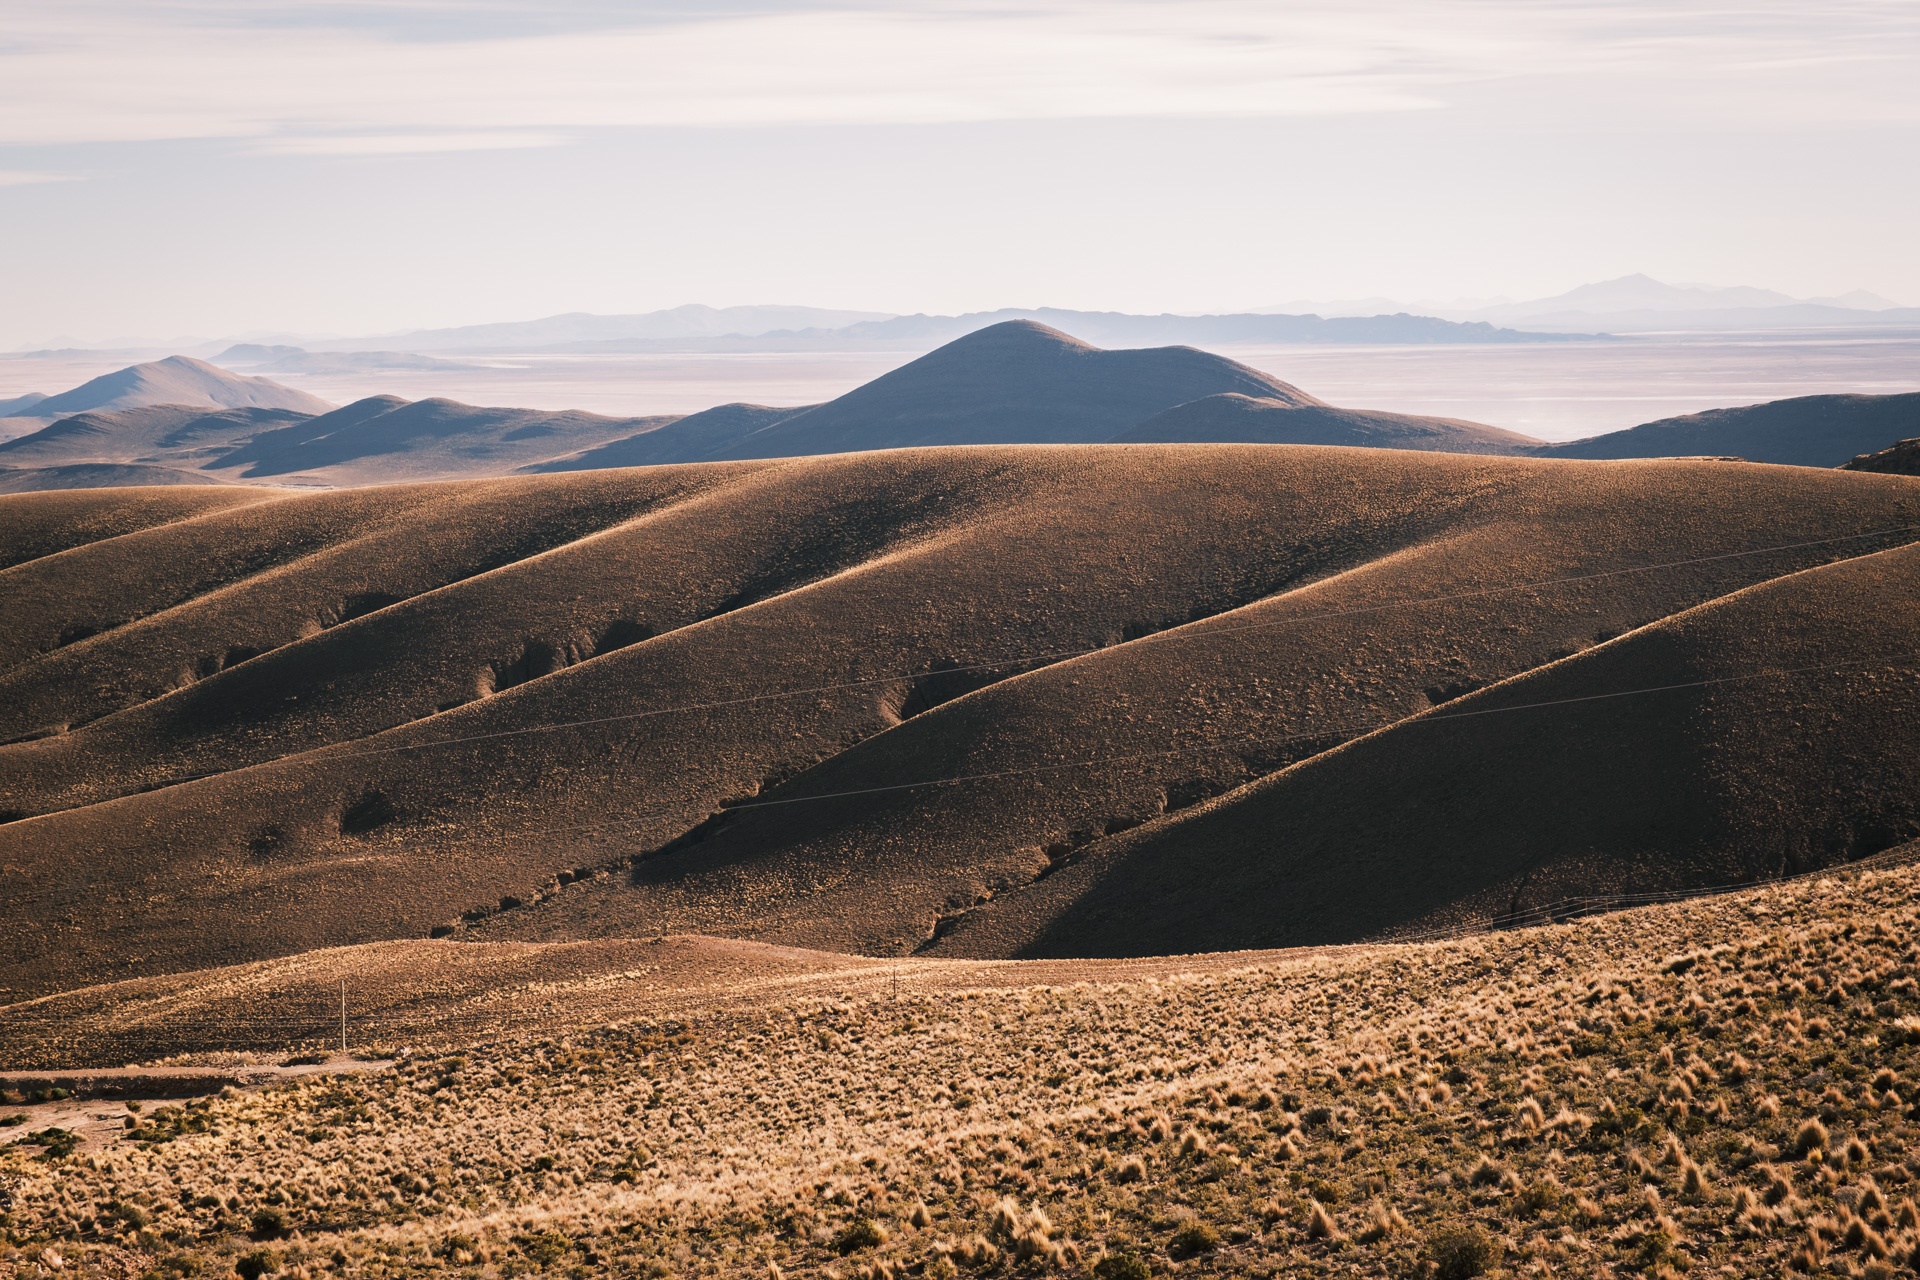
[1536,393,1920,467]
[311,305,898,352]
[1113,392,1541,454]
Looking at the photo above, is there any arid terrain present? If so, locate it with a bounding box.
[5,847,1920,1280]
[1,441,1917,1002]
[3,319,1919,1280]
[1848,439,1920,477]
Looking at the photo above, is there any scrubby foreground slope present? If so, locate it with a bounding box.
[7,853,1920,1279]
[1,449,1918,997]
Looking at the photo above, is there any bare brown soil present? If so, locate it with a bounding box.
[1,446,1917,1001]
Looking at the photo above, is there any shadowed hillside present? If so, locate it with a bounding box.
[1845,436,1920,475]
[0,406,314,483]
[0,463,236,494]
[1,447,1917,999]
[0,396,683,489]
[208,396,683,484]
[14,330,1915,490]
[521,403,811,472]
[539,321,1330,463]
[1539,392,1920,466]
[0,486,278,572]
[1111,392,1538,454]
[700,320,1319,453]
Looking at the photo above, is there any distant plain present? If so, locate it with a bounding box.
[6,331,1918,442]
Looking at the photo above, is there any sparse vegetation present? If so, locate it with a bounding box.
[1428,1222,1498,1279]
[8,859,1920,1278]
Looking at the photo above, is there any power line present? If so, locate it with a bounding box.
[2,524,1914,919]
[306,521,1919,764]
[7,520,1904,813]
[0,649,1912,916]
[5,514,1901,866]
[6,844,1916,1035]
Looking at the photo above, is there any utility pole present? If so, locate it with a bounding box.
[340,980,347,1058]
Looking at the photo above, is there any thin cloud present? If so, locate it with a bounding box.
[253,130,571,155]
[0,1,1912,151]
[0,3,1558,147]
[0,170,84,186]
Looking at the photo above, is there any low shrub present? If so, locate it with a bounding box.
[234,1247,281,1280]
[1093,1253,1152,1280]
[1429,1223,1499,1280]
[1170,1221,1220,1254]
[836,1218,887,1253]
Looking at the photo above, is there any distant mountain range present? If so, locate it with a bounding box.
[1263,273,1920,334]
[279,306,1584,356]
[0,321,1914,493]
[303,304,898,352]
[213,345,473,375]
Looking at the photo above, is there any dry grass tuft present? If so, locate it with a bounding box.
[9,857,1920,1278]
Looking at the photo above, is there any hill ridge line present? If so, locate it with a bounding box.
[0,463,1034,814]
[0,469,784,725]
[0,489,299,585]
[987,537,1920,918]
[6,514,1911,842]
[161,516,1920,772]
[40,582,1897,924]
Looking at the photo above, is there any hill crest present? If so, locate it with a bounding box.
[13,355,335,419]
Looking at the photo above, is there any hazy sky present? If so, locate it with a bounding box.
[2,0,1916,346]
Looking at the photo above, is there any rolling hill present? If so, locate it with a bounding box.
[0,405,313,471]
[0,396,682,490]
[11,327,1913,490]
[0,463,235,494]
[1845,436,1920,476]
[208,395,682,484]
[530,320,1543,468]
[522,403,810,472]
[1,446,1916,1000]
[4,851,1918,1280]
[1110,392,1539,454]
[1538,392,1920,467]
[4,355,334,419]
[694,320,1321,453]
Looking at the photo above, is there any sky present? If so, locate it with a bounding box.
[1,0,1916,347]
